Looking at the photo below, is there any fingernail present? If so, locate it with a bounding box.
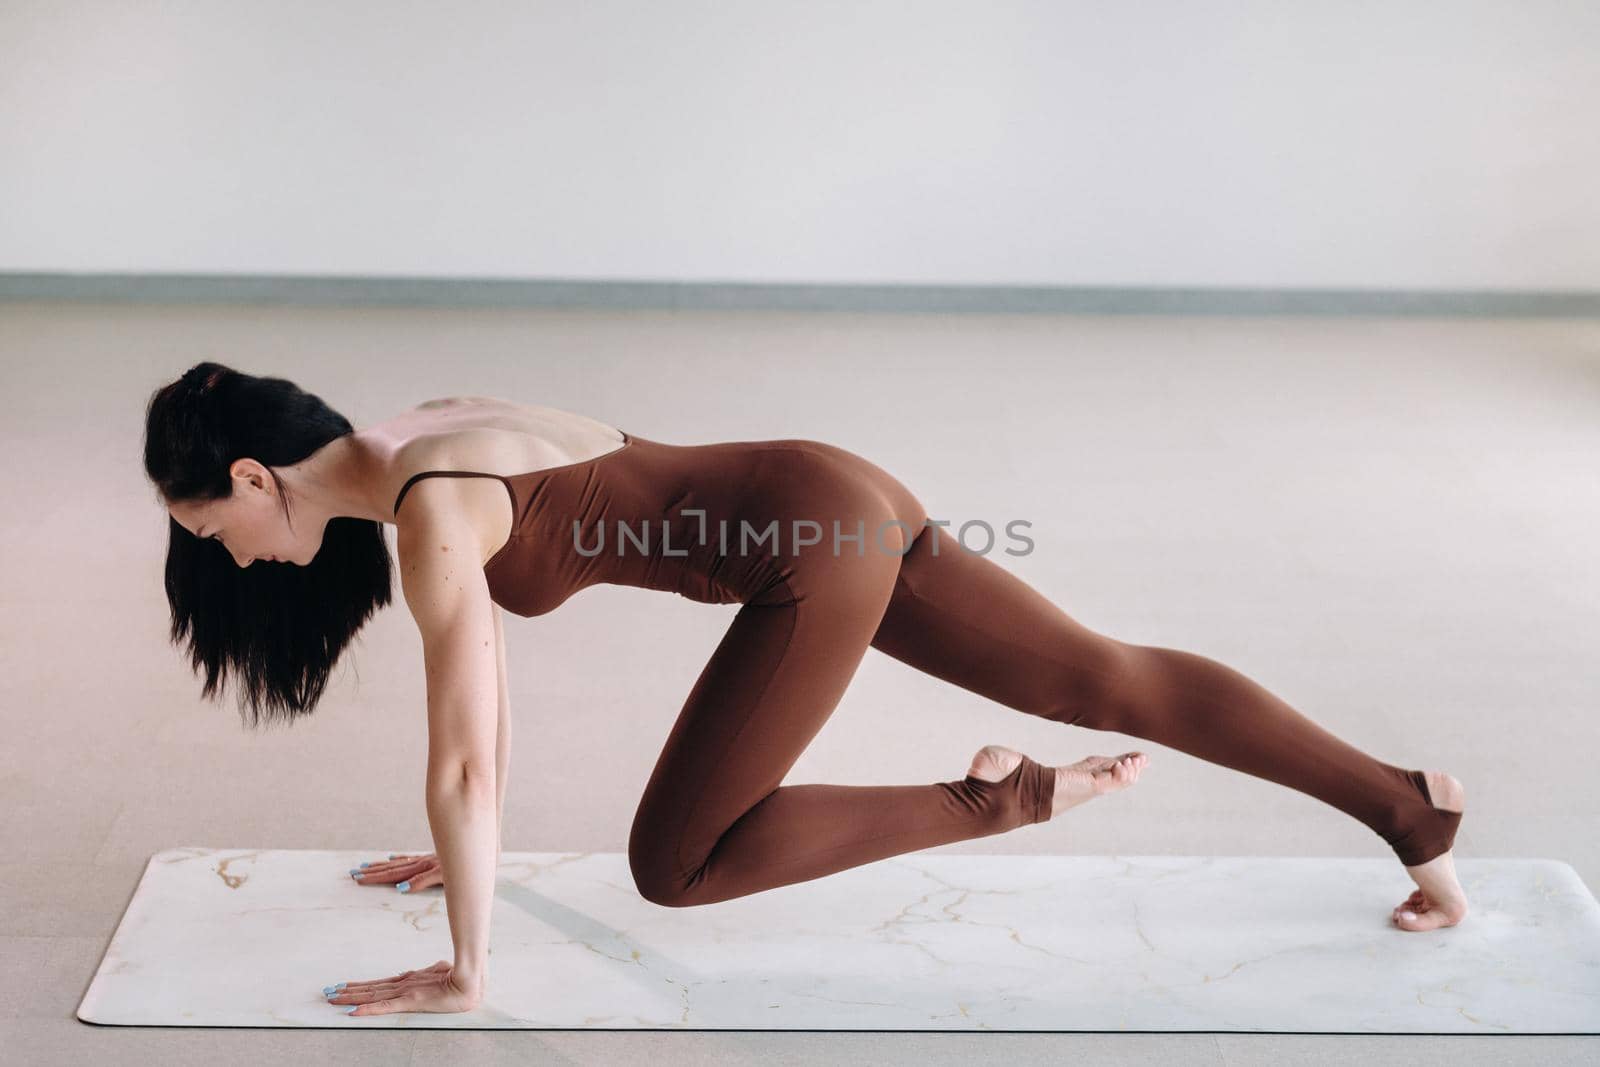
[322,985,338,996]
[388,854,398,860]
[1401,910,1417,920]
[349,870,362,879]
[342,1005,357,1014]
[359,862,370,868]
[396,880,410,893]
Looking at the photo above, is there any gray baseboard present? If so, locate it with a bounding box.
[2,272,1597,316]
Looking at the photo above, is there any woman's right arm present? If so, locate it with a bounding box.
[396,487,505,1002]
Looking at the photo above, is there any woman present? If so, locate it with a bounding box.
[144,363,1467,1016]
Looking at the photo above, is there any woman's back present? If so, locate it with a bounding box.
[370,396,627,515]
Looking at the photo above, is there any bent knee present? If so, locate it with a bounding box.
[1045,640,1140,727]
[627,834,699,908]
[633,875,695,908]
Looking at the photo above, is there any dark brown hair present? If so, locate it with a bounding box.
[143,362,394,728]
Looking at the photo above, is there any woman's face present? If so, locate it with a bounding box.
[168,460,305,567]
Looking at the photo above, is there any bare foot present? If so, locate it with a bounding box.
[1392,770,1469,932]
[967,744,1148,820]
[349,852,443,893]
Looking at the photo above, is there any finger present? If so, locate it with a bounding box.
[404,868,446,892]
[354,866,430,887]
[337,961,448,995]
[352,854,436,877]
[332,977,407,995]
[353,858,435,884]
[331,982,406,1004]
[354,855,436,875]
[337,973,412,992]
[352,991,417,1016]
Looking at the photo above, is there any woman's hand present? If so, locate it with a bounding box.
[348,852,444,893]
[322,959,481,1016]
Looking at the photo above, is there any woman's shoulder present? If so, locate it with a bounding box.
[381,398,622,556]
[410,394,505,411]
[385,400,619,478]
[380,400,527,541]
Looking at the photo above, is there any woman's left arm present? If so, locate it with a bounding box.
[492,603,511,859]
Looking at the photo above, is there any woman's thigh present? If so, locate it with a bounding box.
[869,526,1133,725]
[628,502,909,892]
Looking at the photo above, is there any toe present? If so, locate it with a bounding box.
[1394,906,1456,932]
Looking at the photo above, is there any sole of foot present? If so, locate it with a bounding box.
[967,744,1148,820]
[1393,769,1469,932]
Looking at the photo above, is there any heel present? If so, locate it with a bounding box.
[1389,769,1462,866]
[963,753,1056,828]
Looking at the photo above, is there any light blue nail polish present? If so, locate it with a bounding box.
[396,880,410,893]
[388,853,397,860]
[359,862,370,868]
[342,1005,357,1014]
[334,982,346,990]
[349,870,361,879]
[322,985,337,996]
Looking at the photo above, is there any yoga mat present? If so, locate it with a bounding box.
[77,847,1600,1031]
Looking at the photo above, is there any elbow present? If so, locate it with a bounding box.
[459,761,497,794]
[427,758,497,796]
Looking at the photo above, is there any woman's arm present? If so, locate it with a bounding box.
[397,491,505,1002]
[492,603,511,859]
[424,754,496,999]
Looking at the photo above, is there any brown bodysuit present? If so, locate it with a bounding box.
[391,430,1461,907]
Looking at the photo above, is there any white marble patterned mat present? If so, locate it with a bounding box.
[77,848,1600,1032]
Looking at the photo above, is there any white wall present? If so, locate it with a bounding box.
[2,0,1595,289]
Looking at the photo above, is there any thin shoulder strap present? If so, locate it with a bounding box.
[392,470,516,519]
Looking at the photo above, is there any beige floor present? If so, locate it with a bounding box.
[1,301,1596,1064]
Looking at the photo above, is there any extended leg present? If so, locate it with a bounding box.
[869,527,1460,866]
